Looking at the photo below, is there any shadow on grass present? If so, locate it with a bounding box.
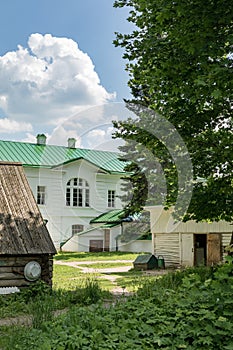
[54,251,141,261]
[109,269,143,277]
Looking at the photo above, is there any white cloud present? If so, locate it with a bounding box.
[0,118,33,133]
[0,33,115,128]
[48,125,82,148]
[47,102,136,150]
[84,127,124,151]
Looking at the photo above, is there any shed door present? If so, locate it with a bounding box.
[207,233,221,266]
[89,240,103,252]
[181,234,194,266]
[104,229,110,252]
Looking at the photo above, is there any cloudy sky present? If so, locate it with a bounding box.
[0,0,134,150]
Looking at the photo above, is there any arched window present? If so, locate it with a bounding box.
[66,178,90,207]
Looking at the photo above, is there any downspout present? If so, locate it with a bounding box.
[115,222,123,251]
[152,232,155,255]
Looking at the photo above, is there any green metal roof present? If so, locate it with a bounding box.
[90,209,127,224]
[133,254,154,264]
[0,140,127,174]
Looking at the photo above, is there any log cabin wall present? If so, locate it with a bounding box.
[0,162,56,288]
[0,254,54,288]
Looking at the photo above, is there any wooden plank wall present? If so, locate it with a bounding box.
[222,232,232,260]
[154,233,181,267]
[0,255,54,288]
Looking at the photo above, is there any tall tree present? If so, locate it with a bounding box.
[113,0,233,222]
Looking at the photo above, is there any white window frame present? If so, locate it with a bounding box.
[72,224,84,236]
[37,185,46,205]
[108,190,115,208]
[66,178,90,207]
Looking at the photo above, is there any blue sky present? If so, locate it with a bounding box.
[0,0,134,149]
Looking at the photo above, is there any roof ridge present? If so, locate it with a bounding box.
[0,139,119,155]
[0,139,126,173]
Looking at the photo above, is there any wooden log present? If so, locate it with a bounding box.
[0,256,42,267]
[0,255,53,287]
[0,266,19,273]
[0,279,31,287]
[0,272,25,280]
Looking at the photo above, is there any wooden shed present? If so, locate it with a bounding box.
[0,162,56,288]
[133,254,158,270]
[147,205,233,268]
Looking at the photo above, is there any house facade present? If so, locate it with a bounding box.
[147,206,232,267]
[0,135,126,252]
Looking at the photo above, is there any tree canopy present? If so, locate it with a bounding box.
[113,0,233,222]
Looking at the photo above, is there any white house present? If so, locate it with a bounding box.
[147,205,233,267]
[0,135,128,252]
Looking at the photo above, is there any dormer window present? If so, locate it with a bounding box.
[108,190,115,208]
[37,186,46,205]
[66,178,90,207]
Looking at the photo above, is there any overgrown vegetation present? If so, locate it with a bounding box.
[0,275,107,320]
[0,259,233,349]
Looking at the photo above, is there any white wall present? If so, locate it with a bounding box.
[119,240,152,253]
[24,161,124,249]
[61,225,122,252]
[146,206,233,267]
[146,205,233,234]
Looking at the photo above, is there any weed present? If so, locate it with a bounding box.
[29,294,54,329]
[1,263,233,350]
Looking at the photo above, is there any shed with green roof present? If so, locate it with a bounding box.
[133,254,158,270]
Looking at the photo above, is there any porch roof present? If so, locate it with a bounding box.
[90,209,131,224]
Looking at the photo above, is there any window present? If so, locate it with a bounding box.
[37,186,46,205]
[108,190,115,208]
[66,178,90,207]
[72,224,84,236]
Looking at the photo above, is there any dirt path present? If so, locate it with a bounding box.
[0,261,169,327]
[54,260,134,295]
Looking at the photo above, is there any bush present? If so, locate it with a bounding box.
[1,263,233,349]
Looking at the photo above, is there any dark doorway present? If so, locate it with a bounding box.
[194,234,207,266]
[89,240,103,252]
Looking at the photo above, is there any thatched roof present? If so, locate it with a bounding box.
[0,162,56,255]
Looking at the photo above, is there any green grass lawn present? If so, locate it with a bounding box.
[53,264,115,292]
[53,252,144,292]
[53,264,85,290]
[78,262,133,269]
[54,251,142,262]
[0,252,146,321]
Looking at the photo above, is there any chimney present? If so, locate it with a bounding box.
[68,138,76,149]
[36,134,47,145]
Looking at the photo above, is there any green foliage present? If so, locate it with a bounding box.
[0,273,107,323]
[69,275,105,306]
[29,294,55,329]
[121,211,151,242]
[19,280,52,303]
[52,264,84,291]
[113,0,233,222]
[1,263,233,349]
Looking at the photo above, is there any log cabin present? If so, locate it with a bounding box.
[0,162,56,288]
